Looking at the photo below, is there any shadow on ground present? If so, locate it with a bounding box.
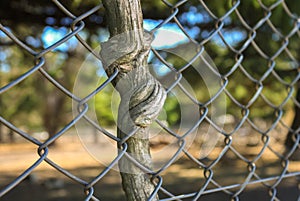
[1,162,299,201]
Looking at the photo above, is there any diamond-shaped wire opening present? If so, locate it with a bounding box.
[237,45,272,81]
[261,73,293,107]
[208,148,253,184]
[156,155,209,199]
[251,27,289,60]
[226,67,261,104]
[230,122,269,162]
[234,1,269,29]
[264,1,298,36]
[247,95,284,134]
[205,96,247,135]
[253,145,289,184]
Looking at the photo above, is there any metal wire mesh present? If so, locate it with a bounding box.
[1,0,300,200]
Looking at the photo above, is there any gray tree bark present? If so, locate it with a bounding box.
[100,0,166,200]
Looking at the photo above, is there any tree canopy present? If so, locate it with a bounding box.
[1,0,299,142]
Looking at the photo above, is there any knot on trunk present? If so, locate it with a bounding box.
[100,30,166,128]
[100,30,153,78]
[116,65,166,128]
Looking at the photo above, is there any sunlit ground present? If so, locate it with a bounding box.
[0,127,299,201]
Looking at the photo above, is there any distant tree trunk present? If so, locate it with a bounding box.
[101,0,166,200]
[43,91,66,145]
[0,123,3,143]
[285,82,300,149]
[8,129,14,143]
[40,51,82,146]
[0,96,3,143]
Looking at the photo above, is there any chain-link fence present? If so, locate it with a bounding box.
[1,0,300,200]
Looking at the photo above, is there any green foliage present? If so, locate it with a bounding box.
[0,46,41,129]
[94,83,119,126]
[162,94,180,126]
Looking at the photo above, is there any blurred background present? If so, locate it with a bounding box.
[0,0,300,200]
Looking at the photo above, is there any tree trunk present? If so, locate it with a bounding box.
[0,96,3,143]
[43,91,65,146]
[0,122,3,143]
[285,83,300,149]
[101,0,166,200]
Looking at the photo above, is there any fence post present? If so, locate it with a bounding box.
[101,0,166,200]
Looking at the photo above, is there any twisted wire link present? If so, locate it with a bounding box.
[0,0,299,200]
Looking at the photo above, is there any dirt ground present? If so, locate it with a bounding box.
[0,129,300,201]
